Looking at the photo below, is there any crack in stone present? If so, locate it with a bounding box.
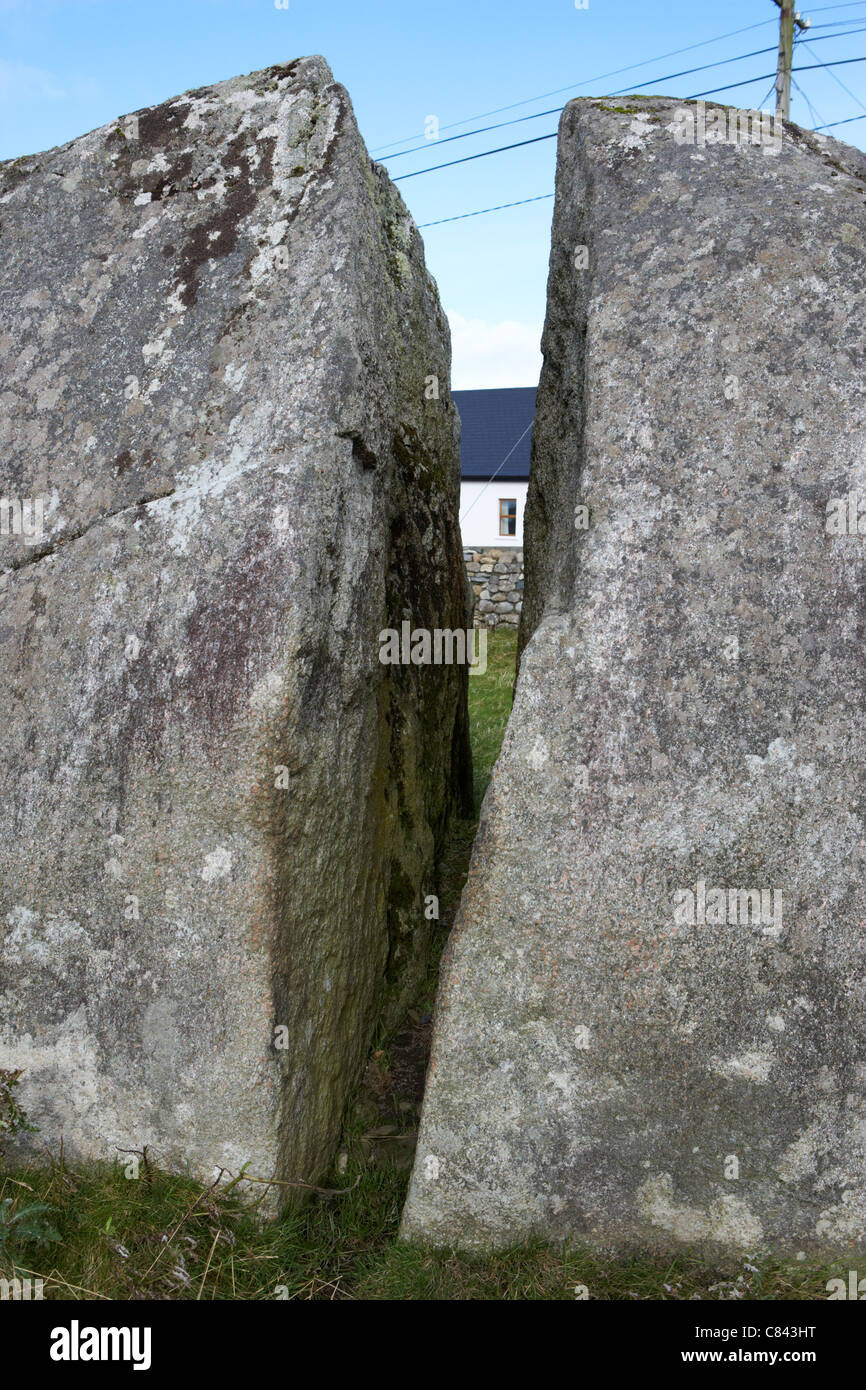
[0,485,177,577]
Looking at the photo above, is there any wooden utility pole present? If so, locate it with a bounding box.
[773,1,811,120]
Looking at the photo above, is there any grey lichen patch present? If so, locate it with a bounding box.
[637,1174,764,1250]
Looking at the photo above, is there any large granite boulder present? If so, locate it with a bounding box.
[403,98,866,1253]
[0,58,471,1191]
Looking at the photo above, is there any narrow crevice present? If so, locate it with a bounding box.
[0,486,177,576]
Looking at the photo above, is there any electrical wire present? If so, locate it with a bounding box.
[417,95,866,226]
[459,420,534,527]
[382,28,866,172]
[394,132,558,182]
[372,15,786,155]
[687,54,866,102]
[792,75,828,127]
[394,56,866,182]
[757,79,779,110]
[611,27,866,98]
[816,111,866,124]
[418,194,555,228]
[382,38,796,163]
[408,17,866,227]
[374,7,866,157]
[797,34,866,114]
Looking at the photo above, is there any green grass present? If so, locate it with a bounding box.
[468,626,517,811]
[0,1155,839,1300]
[0,630,842,1300]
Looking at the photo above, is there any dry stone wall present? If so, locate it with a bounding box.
[464,547,523,627]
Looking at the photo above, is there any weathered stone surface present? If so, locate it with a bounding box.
[403,99,866,1252]
[0,58,471,1191]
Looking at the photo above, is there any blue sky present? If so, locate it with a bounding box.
[2,0,864,386]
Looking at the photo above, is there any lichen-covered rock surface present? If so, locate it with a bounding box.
[403,98,866,1253]
[0,57,471,1190]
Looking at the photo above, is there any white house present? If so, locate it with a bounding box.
[453,386,535,548]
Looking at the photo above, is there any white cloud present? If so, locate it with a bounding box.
[447,312,542,390]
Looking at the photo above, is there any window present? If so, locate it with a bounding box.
[499,498,517,537]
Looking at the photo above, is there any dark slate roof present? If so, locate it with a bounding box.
[453,386,536,480]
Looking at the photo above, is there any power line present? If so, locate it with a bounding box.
[372,15,786,155]
[394,132,557,183]
[758,79,780,109]
[687,54,866,101]
[373,6,866,157]
[797,34,866,114]
[394,55,866,183]
[418,194,555,228]
[403,16,866,221]
[816,110,866,124]
[611,27,866,97]
[459,421,534,528]
[382,27,866,175]
[382,108,562,164]
[420,75,866,227]
[420,76,866,229]
[792,75,828,127]
[382,38,799,163]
